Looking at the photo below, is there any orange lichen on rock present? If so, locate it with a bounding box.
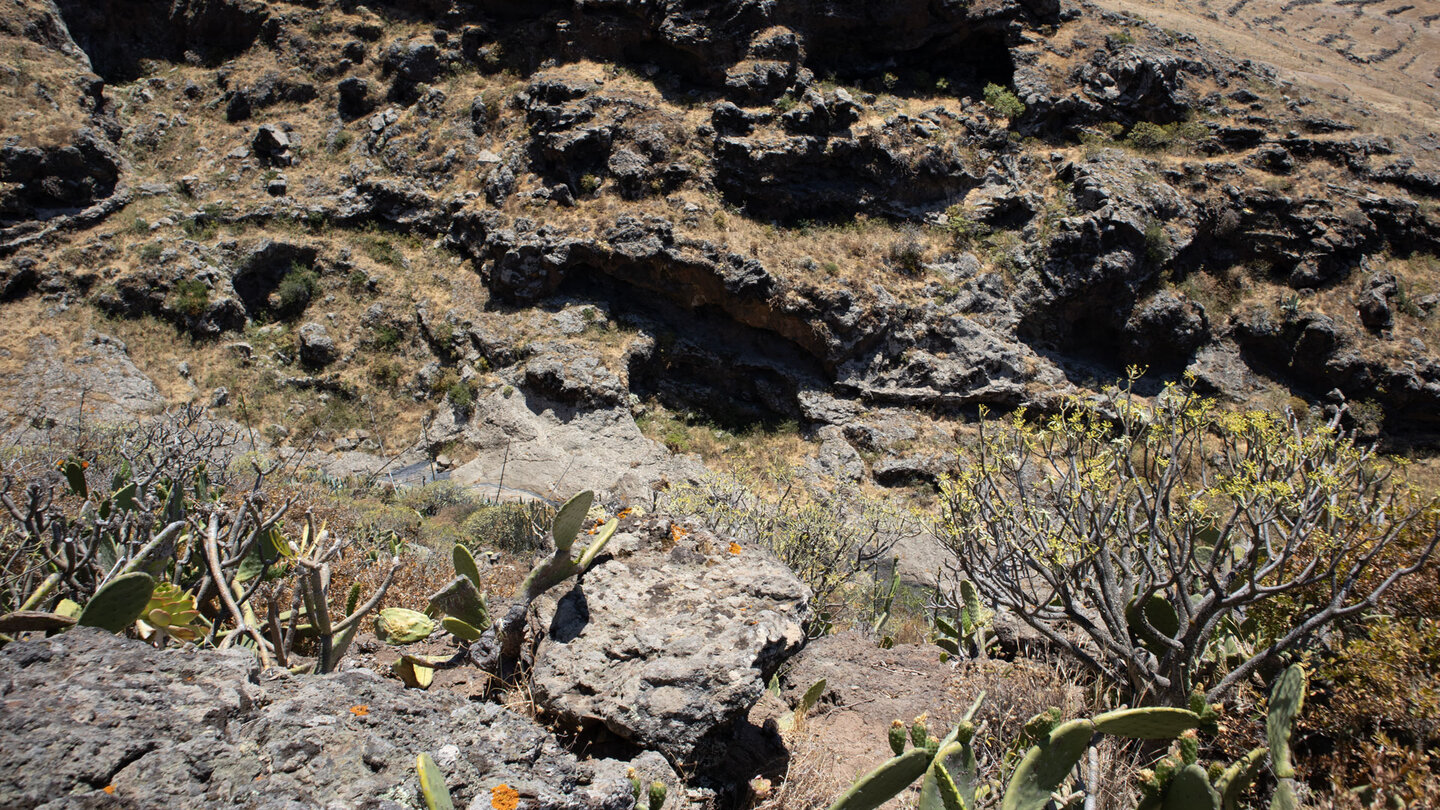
[492,783,520,810]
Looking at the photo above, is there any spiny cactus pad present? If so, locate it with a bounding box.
[374,608,435,644]
[452,543,482,591]
[1002,719,1094,810]
[1163,764,1221,810]
[1267,664,1306,779]
[1093,707,1202,739]
[922,740,977,810]
[1216,747,1268,810]
[552,490,594,553]
[826,748,932,810]
[77,572,155,633]
[416,752,454,810]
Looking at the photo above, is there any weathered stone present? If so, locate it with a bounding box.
[252,124,293,167]
[531,517,811,772]
[298,321,338,368]
[0,628,635,810]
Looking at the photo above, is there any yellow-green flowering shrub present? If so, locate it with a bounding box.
[938,369,1438,706]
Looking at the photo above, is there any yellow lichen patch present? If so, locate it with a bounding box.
[349,705,370,716]
[728,542,742,555]
[491,783,520,810]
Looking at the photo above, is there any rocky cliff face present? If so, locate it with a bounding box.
[1,0,1438,494]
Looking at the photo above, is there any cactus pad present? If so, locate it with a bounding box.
[826,748,931,810]
[1163,764,1221,810]
[452,543,483,590]
[374,608,435,644]
[1002,719,1094,810]
[416,752,454,810]
[552,490,594,553]
[78,572,155,633]
[1093,707,1201,739]
[442,617,484,641]
[1267,664,1306,779]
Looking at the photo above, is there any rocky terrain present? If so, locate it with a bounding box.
[0,0,1436,506]
[0,0,1438,804]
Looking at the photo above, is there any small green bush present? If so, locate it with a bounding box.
[1125,121,1173,151]
[578,174,601,195]
[887,231,926,276]
[371,324,403,351]
[369,358,404,388]
[462,502,551,554]
[447,379,474,413]
[983,83,1026,118]
[136,242,163,263]
[1143,217,1171,264]
[169,279,210,317]
[274,264,319,315]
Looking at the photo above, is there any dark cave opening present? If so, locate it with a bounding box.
[552,268,829,431]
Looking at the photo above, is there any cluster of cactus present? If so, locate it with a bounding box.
[443,490,619,679]
[629,773,667,810]
[828,694,987,810]
[830,665,1309,810]
[3,446,401,674]
[1136,665,1307,810]
[425,541,493,643]
[933,580,993,661]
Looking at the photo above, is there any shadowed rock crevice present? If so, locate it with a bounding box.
[555,268,828,425]
[54,0,268,83]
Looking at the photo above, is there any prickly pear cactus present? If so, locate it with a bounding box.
[1163,764,1221,810]
[416,752,454,810]
[452,543,483,591]
[1267,664,1306,779]
[889,719,908,756]
[1002,719,1094,810]
[374,608,435,644]
[826,748,931,810]
[551,490,593,553]
[1216,747,1268,810]
[442,617,484,641]
[1092,707,1202,739]
[77,572,155,633]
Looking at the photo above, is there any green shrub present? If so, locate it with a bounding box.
[1125,121,1173,151]
[462,502,552,554]
[371,324,403,351]
[136,242,163,263]
[887,230,926,275]
[983,83,1025,118]
[447,379,474,413]
[274,264,319,315]
[398,481,472,517]
[168,279,210,317]
[369,358,404,388]
[578,174,601,194]
[938,372,1439,706]
[661,469,919,631]
[363,235,404,268]
[1143,217,1171,264]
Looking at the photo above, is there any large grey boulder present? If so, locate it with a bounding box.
[0,628,636,810]
[531,518,811,772]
